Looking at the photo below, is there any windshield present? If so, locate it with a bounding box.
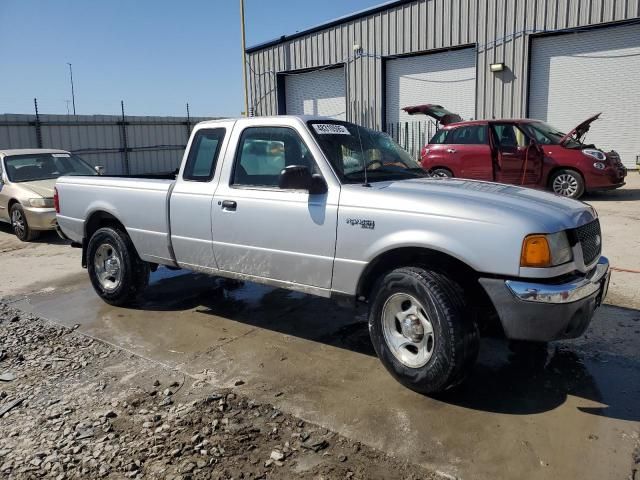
[523,122,581,148]
[4,153,97,183]
[307,121,427,184]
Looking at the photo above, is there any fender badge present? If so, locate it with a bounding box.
[346,218,375,230]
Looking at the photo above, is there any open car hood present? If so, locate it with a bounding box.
[402,104,463,125]
[560,113,601,145]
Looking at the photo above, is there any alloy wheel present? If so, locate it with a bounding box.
[11,209,25,238]
[552,173,579,197]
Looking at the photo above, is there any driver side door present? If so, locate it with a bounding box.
[491,123,542,186]
[211,125,339,291]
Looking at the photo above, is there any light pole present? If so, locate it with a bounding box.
[239,0,249,117]
[67,63,76,115]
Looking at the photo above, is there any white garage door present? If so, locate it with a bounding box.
[529,23,640,169]
[284,67,346,120]
[385,48,477,125]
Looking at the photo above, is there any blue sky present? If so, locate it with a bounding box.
[0,0,379,117]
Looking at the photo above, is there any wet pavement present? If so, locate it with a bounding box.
[8,267,640,480]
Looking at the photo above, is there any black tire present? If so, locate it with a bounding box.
[368,267,479,394]
[87,227,150,306]
[10,203,40,242]
[549,169,585,199]
[431,168,453,178]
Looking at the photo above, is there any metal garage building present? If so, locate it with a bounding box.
[246,0,640,168]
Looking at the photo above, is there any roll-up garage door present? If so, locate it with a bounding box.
[385,48,476,157]
[284,67,346,120]
[529,23,640,169]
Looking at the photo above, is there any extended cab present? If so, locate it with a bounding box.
[56,116,610,393]
[406,105,627,199]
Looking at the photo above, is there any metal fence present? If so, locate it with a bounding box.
[385,120,438,161]
[0,108,216,175]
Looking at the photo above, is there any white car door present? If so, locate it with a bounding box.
[169,123,233,270]
[211,119,339,292]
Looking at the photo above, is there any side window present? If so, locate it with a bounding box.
[429,129,448,144]
[232,127,316,188]
[183,128,226,181]
[447,125,488,145]
[492,124,528,149]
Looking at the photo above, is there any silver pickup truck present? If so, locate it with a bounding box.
[56,116,610,393]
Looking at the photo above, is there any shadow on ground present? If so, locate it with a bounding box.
[583,187,640,202]
[130,269,640,422]
[0,222,69,246]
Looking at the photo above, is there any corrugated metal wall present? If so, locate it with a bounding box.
[247,0,640,129]
[0,114,214,175]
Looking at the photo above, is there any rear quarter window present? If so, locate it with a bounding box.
[429,129,448,144]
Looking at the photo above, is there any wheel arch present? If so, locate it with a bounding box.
[8,198,20,211]
[83,210,130,268]
[428,166,454,176]
[356,246,503,336]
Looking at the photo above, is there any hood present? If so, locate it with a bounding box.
[560,113,601,145]
[17,179,56,198]
[368,178,596,232]
[402,104,463,125]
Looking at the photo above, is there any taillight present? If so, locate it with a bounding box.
[54,187,60,213]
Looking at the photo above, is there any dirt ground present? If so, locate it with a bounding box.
[0,302,435,479]
[0,175,639,480]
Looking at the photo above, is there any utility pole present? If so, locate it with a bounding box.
[65,100,71,115]
[67,63,76,115]
[239,0,249,117]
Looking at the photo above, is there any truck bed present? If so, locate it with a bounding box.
[55,175,175,265]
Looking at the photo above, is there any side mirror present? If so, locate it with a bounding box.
[94,165,105,175]
[279,165,328,194]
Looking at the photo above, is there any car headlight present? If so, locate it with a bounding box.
[593,162,605,170]
[28,198,54,208]
[583,149,606,161]
[521,231,573,267]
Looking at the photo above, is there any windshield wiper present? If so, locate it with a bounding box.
[344,167,427,179]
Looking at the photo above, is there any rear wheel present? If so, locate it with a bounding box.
[11,203,40,242]
[87,227,150,306]
[368,266,479,394]
[549,169,584,199]
[431,168,453,178]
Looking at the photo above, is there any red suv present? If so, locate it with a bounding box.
[406,105,627,199]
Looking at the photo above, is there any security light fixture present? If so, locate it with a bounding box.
[490,62,505,73]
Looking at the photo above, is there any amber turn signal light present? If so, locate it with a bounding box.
[521,235,551,267]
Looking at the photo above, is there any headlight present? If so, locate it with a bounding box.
[28,198,54,208]
[521,232,573,267]
[593,162,605,170]
[583,149,606,161]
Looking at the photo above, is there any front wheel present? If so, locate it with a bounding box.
[11,203,40,242]
[87,227,150,306]
[549,169,585,199]
[431,168,453,178]
[368,267,479,394]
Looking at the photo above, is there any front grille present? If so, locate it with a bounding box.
[574,219,602,266]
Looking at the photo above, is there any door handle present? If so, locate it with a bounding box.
[447,148,457,153]
[221,200,237,211]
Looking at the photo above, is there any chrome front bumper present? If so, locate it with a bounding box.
[479,257,610,341]
[505,257,610,304]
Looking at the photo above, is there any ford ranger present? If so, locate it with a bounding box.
[55,116,610,393]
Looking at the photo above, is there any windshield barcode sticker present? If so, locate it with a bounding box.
[313,124,350,135]
[52,153,70,158]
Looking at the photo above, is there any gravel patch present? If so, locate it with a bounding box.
[0,302,436,479]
